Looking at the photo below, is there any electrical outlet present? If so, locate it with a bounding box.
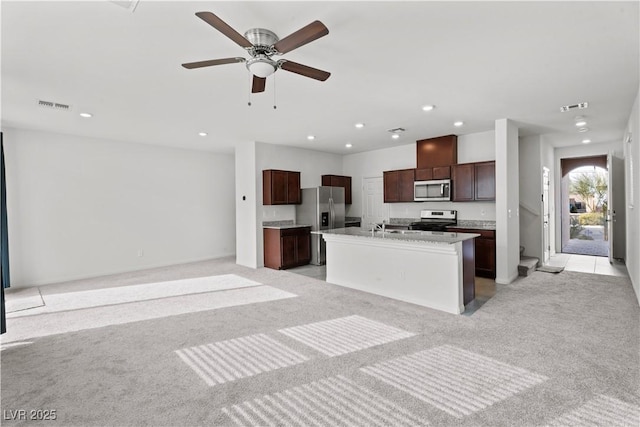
[481,209,486,216]
[137,249,144,257]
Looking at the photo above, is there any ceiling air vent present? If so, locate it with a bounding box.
[388,127,406,133]
[560,102,588,112]
[38,99,72,111]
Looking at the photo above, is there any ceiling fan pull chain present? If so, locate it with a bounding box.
[273,74,277,110]
[247,70,252,107]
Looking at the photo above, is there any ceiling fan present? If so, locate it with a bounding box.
[182,12,331,93]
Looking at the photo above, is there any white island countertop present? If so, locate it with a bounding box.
[316,227,479,244]
[319,227,479,314]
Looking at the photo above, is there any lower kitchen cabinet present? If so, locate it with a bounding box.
[448,228,496,278]
[264,227,311,270]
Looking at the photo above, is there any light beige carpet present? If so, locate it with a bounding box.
[1,257,638,426]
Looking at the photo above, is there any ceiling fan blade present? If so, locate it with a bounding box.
[195,11,253,48]
[273,20,329,54]
[182,57,245,69]
[279,60,331,81]
[252,76,266,93]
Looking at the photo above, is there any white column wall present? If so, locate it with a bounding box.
[519,135,543,261]
[235,141,258,268]
[495,119,520,284]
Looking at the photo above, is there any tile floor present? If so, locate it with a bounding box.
[546,253,629,277]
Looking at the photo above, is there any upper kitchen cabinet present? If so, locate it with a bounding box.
[263,169,301,205]
[383,169,415,203]
[416,135,457,169]
[451,161,495,202]
[415,166,451,181]
[474,161,496,201]
[321,175,352,204]
[451,163,475,201]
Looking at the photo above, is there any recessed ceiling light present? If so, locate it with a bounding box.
[422,105,435,112]
[345,143,353,148]
[79,112,92,118]
[582,139,591,144]
[453,121,464,127]
[354,123,365,129]
[391,134,400,140]
[198,132,207,137]
[575,120,587,127]
[307,135,315,141]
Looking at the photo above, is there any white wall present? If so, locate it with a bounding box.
[4,128,236,287]
[234,141,343,268]
[495,119,520,284]
[519,135,543,261]
[343,131,497,221]
[235,141,258,268]
[624,90,639,304]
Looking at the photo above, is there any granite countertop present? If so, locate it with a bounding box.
[448,220,496,231]
[263,224,312,230]
[316,227,479,244]
[262,220,311,230]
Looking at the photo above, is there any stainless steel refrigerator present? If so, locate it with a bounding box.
[296,186,345,265]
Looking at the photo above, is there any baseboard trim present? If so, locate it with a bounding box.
[11,253,236,288]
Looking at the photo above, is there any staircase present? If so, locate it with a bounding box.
[518,256,539,276]
[518,246,539,277]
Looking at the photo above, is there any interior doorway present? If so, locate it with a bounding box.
[560,156,609,257]
[362,176,386,228]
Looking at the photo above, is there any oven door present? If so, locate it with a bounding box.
[414,179,451,201]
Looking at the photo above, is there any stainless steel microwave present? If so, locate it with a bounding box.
[414,179,451,201]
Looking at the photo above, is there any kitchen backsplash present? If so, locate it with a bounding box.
[388,201,496,221]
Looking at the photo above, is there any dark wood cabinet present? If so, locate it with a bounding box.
[415,166,451,181]
[383,169,415,203]
[321,175,352,204]
[416,135,457,169]
[263,170,301,205]
[474,162,496,201]
[451,161,495,202]
[448,228,496,278]
[264,227,311,270]
[451,163,475,201]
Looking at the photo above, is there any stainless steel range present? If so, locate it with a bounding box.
[409,210,457,231]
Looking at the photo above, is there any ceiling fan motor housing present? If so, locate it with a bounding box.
[244,28,280,77]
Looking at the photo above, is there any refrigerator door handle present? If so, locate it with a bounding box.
[329,197,334,228]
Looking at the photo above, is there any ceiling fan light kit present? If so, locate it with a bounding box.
[182,12,331,96]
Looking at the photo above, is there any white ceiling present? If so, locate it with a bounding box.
[1,1,638,155]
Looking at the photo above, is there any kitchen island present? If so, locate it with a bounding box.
[319,228,479,314]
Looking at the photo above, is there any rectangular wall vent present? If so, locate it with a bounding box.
[38,100,72,111]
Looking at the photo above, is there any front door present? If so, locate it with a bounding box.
[542,167,550,264]
[607,154,626,262]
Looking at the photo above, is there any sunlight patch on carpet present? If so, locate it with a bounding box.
[547,394,640,427]
[176,333,309,387]
[8,274,264,318]
[2,286,297,343]
[278,315,415,357]
[220,375,427,426]
[5,287,44,313]
[361,345,548,418]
